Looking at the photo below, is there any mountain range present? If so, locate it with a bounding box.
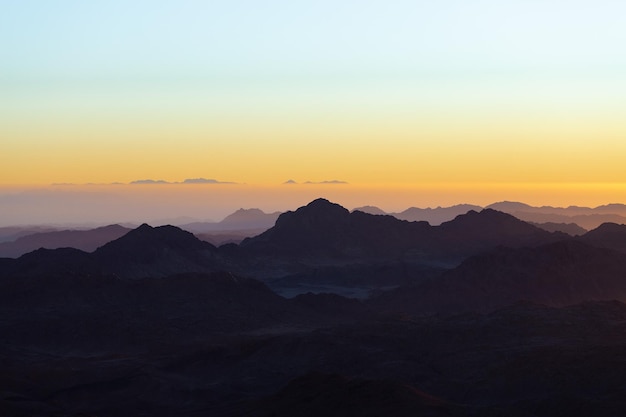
[3,198,626,416]
[0,224,130,258]
[356,201,626,230]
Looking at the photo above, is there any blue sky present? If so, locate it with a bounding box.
[3,0,625,82]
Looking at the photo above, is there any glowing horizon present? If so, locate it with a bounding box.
[2,1,626,219]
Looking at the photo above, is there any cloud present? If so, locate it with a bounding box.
[283,179,348,185]
[303,180,348,185]
[182,178,236,184]
[129,178,237,185]
[130,179,170,185]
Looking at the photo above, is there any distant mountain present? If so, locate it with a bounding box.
[530,221,587,236]
[372,240,626,314]
[485,201,534,212]
[0,224,131,258]
[505,212,626,230]
[0,226,59,243]
[486,201,626,229]
[180,208,281,234]
[391,204,482,225]
[221,208,281,229]
[352,205,387,215]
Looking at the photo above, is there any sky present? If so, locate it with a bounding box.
[2,1,626,224]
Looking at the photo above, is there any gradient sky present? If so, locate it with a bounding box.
[2,1,626,222]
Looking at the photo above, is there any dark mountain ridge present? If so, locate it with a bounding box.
[579,222,626,252]
[241,199,565,264]
[0,199,571,293]
[372,240,626,314]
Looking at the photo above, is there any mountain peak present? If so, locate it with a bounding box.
[96,223,214,257]
[274,199,349,225]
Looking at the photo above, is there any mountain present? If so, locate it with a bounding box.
[530,221,587,236]
[0,226,59,243]
[0,224,131,258]
[180,208,281,234]
[485,201,534,212]
[220,208,281,229]
[507,212,626,230]
[0,200,566,296]
[579,222,626,252]
[372,240,626,314]
[352,205,387,215]
[242,199,561,262]
[239,198,432,260]
[93,224,218,278]
[392,204,482,225]
[486,201,626,229]
[233,199,567,297]
[434,208,568,259]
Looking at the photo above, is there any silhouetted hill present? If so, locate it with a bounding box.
[434,208,567,259]
[579,222,626,252]
[240,198,432,260]
[372,240,626,314]
[93,224,218,278]
[0,224,131,258]
[0,247,94,278]
[0,200,567,297]
[530,221,587,236]
[234,199,566,295]
[393,204,482,225]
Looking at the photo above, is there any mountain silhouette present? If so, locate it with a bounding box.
[4,199,626,417]
[373,240,626,314]
[392,204,482,225]
[241,199,561,264]
[579,222,626,252]
[530,221,587,236]
[0,224,131,258]
[93,224,218,278]
[485,201,626,229]
[240,198,432,259]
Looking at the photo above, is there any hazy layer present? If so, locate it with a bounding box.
[2,183,626,227]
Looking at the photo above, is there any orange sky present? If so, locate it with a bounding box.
[2,1,626,222]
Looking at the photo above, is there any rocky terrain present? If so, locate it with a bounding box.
[2,198,626,416]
